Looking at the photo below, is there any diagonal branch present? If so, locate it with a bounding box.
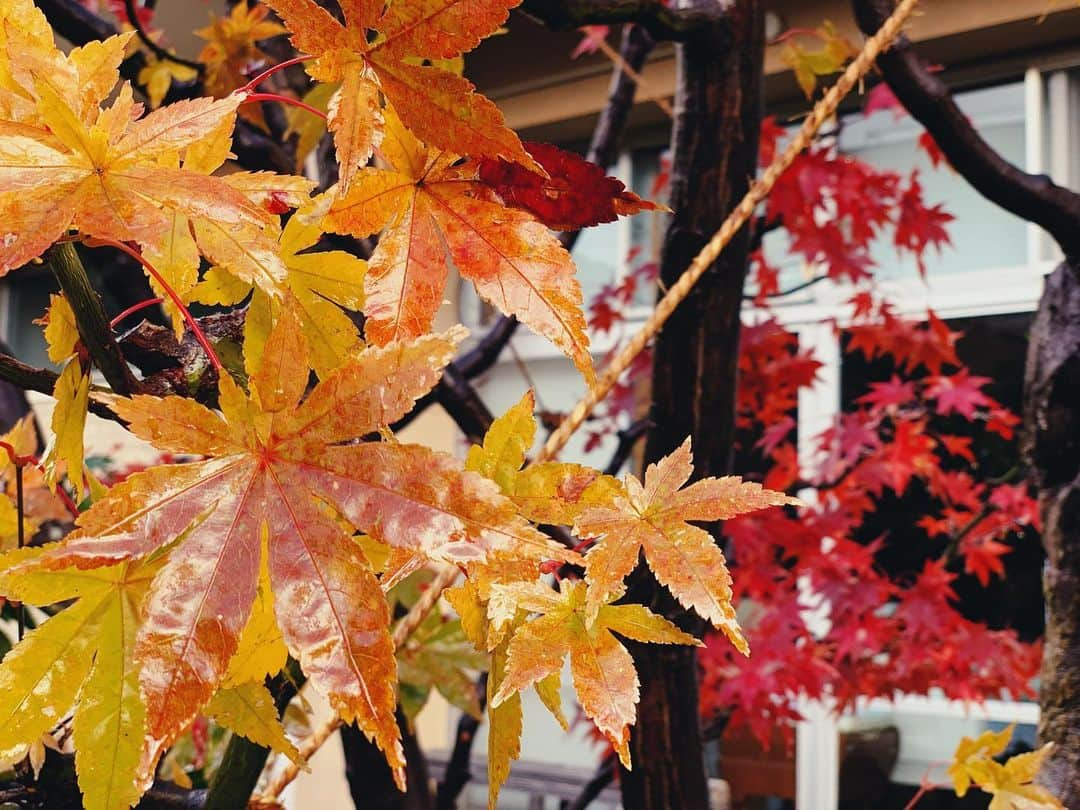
[853,0,1080,259]
[123,0,205,73]
[521,0,717,42]
[47,243,141,396]
[36,0,202,96]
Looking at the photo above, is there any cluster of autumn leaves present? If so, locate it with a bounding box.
[0,1,801,808]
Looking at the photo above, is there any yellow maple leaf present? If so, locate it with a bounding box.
[490,579,699,769]
[575,437,800,655]
[780,21,857,99]
[0,27,296,293]
[466,390,608,524]
[262,0,537,192]
[43,359,90,502]
[192,198,366,379]
[137,54,199,109]
[196,3,287,115]
[0,547,165,810]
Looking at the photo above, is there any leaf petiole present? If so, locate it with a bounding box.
[238,55,314,94]
[80,237,225,373]
[240,92,328,122]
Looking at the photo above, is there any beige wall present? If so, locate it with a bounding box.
[466,0,1080,138]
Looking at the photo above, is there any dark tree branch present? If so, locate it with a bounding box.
[123,0,205,72]
[456,317,520,380]
[434,673,487,810]
[605,418,653,475]
[35,0,203,99]
[341,709,433,810]
[521,0,715,43]
[744,273,829,302]
[435,365,495,444]
[566,754,617,810]
[853,0,1080,259]
[0,352,62,400]
[48,243,142,396]
[203,659,305,810]
[0,748,206,809]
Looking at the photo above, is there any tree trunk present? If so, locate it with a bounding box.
[1023,261,1080,804]
[341,711,433,810]
[620,3,764,808]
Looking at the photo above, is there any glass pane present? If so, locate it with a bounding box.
[629,147,668,307]
[841,81,1028,279]
[573,218,621,307]
[5,274,60,370]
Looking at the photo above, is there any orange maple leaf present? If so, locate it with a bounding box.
[490,579,699,768]
[321,108,594,381]
[574,438,800,655]
[34,311,572,788]
[0,52,292,288]
[262,0,535,190]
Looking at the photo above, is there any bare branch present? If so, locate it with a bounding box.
[48,243,142,396]
[605,418,653,475]
[520,0,717,43]
[853,0,1080,259]
[566,753,617,810]
[123,0,205,73]
[434,673,487,810]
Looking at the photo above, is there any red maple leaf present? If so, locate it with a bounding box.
[926,370,993,419]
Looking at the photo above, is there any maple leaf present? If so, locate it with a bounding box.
[949,725,1062,808]
[196,3,287,125]
[0,547,165,810]
[284,81,337,171]
[34,310,571,789]
[394,574,486,724]
[476,142,668,231]
[780,21,856,99]
[322,108,594,380]
[574,438,799,654]
[262,0,535,192]
[490,579,698,768]
[192,198,366,378]
[926,370,994,419]
[0,0,134,128]
[0,58,295,292]
[466,390,608,525]
[137,54,199,108]
[893,171,953,276]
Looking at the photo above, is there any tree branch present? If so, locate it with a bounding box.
[566,753,617,810]
[434,673,487,810]
[203,660,304,810]
[48,243,141,396]
[605,418,652,475]
[520,0,715,43]
[123,0,204,72]
[853,0,1080,259]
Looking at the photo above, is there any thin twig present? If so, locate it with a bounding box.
[596,36,673,118]
[15,465,24,642]
[123,0,204,73]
